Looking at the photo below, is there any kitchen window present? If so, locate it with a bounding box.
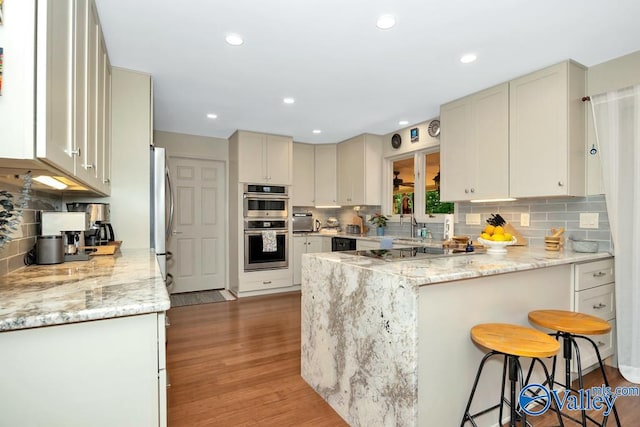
[384,149,454,223]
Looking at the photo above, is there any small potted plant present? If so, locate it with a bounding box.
[369,213,389,236]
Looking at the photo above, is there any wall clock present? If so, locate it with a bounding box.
[391,133,402,149]
[427,119,441,138]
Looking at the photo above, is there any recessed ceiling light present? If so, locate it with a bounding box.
[225,34,244,46]
[283,97,295,104]
[460,53,477,64]
[207,113,218,119]
[398,120,409,126]
[312,129,322,134]
[376,14,396,30]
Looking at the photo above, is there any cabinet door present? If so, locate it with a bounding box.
[73,0,89,178]
[306,236,324,254]
[83,1,99,180]
[238,133,266,183]
[337,136,365,205]
[292,143,315,206]
[315,144,338,206]
[510,62,568,197]
[36,0,75,174]
[101,52,112,193]
[266,135,292,185]
[356,240,380,250]
[292,236,307,285]
[472,83,509,200]
[440,96,473,201]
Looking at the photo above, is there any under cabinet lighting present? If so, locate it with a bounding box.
[33,176,68,190]
[470,198,517,203]
[315,205,342,209]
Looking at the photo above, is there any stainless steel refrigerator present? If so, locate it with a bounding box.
[150,146,174,289]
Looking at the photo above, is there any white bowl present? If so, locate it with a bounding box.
[477,237,517,254]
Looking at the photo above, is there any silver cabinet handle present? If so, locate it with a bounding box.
[470,188,475,193]
[172,230,182,235]
[558,181,564,187]
[263,281,272,285]
[593,271,606,277]
[464,189,469,194]
[597,341,606,347]
[593,303,606,309]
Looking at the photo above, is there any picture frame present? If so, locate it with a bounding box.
[410,127,419,143]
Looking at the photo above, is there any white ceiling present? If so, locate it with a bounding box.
[95,0,640,144]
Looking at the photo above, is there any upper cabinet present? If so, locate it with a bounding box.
[439,60,586,201]
[509,61,586,198]
[234,131,292,185]
[337,134,382,206]
[314,144,338,207]
[0,0,112,196]
[292,143,315,206]
[440,83,509,201]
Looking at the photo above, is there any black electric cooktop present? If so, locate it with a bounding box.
[345,246,478,262]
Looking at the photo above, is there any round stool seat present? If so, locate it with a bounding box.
[529,309,611,335]
[471,323,560,358]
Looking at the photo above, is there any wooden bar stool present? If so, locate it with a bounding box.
[528,310,621,426]
[461,323,564,427]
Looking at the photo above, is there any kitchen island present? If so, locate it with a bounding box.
[301,247,612,426]
[0,249,170,426]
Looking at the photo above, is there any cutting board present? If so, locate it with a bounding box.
[504,224,527,246]
[81,241,122,256]
[352,215,366,235]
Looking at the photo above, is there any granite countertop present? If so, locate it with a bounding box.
[0,249,170,332]
[304,246,613,287]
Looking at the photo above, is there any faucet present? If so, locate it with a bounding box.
[400,193,418,238]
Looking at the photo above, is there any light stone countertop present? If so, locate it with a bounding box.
[0,249,170,332]
[303,246,613,287]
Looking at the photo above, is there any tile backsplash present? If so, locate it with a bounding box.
[0,182,61,276]
[294,194,612,252]
[456,195,611,251]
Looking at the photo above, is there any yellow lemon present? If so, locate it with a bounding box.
[493,226,504,235]
[492,234,505,241]
[484,225,495,235]
[480,233,491,240]
[504,232,513,241]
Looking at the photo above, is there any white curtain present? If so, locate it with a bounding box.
[591,85,640,384]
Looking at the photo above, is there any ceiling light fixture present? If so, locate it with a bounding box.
[225,34,244,46]
[207,113,218,119]
[33,175,68,190]
[460,53,477,64]
[398,120,409,126]
[312,129,322,134]
[376,14,396,30]
[283,97,295,104]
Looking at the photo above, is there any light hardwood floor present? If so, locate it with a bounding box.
[167,291,638,426]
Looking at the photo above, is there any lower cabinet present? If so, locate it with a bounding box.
[293,235,325,285]
[356,239,380,250]
[0,313,167,426]
[573,258,616,370]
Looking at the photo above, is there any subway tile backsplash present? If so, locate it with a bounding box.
[456,195,611,251]
[0,182,61,276]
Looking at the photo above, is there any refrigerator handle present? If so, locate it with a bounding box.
[166,167,175,240]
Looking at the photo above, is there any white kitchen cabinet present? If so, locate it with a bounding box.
[356,239,380,250]
[234,131,292,185]
[292,143,315,206]
[0,0,111,195]
[293,234,324,285]
[314,144,339,207]
[572,258,616,370]
[440,83,509,202]
[510,61,586,198]
[337,134,382,206]
[0,313,166,426]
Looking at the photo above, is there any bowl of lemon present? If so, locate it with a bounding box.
[477,225,517,254]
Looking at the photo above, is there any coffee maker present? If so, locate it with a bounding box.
[41,212,91,261]
[66,202,115,246]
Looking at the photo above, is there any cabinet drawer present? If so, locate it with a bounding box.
[575,283,615,320]
[240,276,292,292]
[572,319,615,373]
[574,259,614,290]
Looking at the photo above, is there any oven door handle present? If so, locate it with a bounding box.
[244,230,288,235]
[244,194,289,200]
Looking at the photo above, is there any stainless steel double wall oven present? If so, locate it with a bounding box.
[243,184,289,271]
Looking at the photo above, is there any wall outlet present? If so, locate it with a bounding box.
[579,212,599,229]
[466,213,481,225]
[520,213,530,227]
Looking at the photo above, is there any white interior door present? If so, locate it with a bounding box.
[168,157,226,293]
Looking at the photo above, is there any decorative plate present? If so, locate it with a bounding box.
[427,119,441,138]
[391,133,402,149]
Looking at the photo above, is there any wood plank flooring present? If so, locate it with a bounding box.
[167,291,638,426]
